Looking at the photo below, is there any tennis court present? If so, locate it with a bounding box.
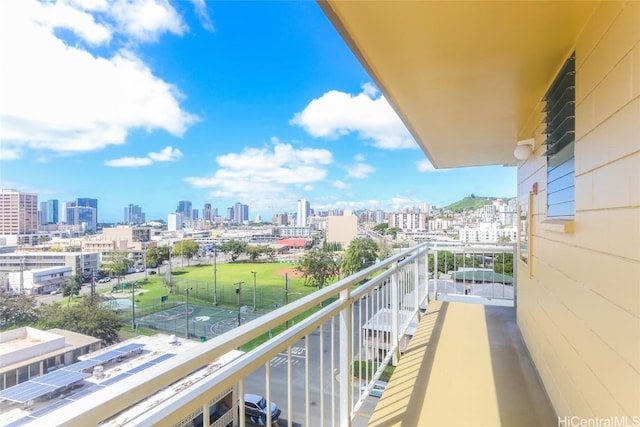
[136,303,261,340]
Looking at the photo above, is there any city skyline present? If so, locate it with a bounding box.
[0,1,516,222]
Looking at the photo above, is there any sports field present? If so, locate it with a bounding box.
[137,303,261,340]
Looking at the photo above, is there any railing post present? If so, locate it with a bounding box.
[391,265,400,367]
[414,250,421,321]
[339,288,352,427]
[434,248,438,301]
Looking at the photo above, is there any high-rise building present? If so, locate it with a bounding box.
[296,198,310,227]
[76,198,98,222]
[39,201,48,226]
[176,201,192,220]
[46,199,59,224]
[167,213,183,231]
[192,209,199,220]
[231,202,249,224]
[124,204,145,225]
[203,203,212,222]
[65,198,98,232]
[0,189,38,235]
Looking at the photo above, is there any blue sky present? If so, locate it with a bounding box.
[0,0,516,223]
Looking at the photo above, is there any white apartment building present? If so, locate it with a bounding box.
[278,226,311,238]
[388,209,429,232]
[167,213,183,231]
[296,198,310,227]
[7,266,72,295]
[0,252,100,281]
[429,218,456,231]
[458,223,518,243]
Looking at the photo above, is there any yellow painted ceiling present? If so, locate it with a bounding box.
[319,1,598,168]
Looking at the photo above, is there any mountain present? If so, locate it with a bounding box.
[444,195,504,212]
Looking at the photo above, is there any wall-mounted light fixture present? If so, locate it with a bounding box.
[514,138,535,161]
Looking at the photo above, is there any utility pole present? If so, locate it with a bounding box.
[235,281,244,326]
[284,273,289,329]
[91,270,96,298]
[251,271,257,311]
[213,246,218,306]
[185,287,192,339]
[131,279,136,329]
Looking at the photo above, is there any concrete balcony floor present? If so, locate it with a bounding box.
[367,301,556,426]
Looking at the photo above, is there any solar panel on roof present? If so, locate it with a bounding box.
[30,397,70,417]
[88,350,121,362]
[4,415,36,427]
[66,384,104,401]
[127,362,154,374]
[148,353,175,364]
[100,372,132,386]
[0,382,57,403]
[114,343,144,354]
[67,359,101,372]
[32,370,89,388]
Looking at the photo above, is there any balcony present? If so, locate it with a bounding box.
[12,242,553,426]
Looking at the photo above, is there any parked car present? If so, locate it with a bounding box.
[361,380,387,398]
[243,393,281,425]
[97,277,111,283]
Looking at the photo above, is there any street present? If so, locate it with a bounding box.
[243,300,379,426]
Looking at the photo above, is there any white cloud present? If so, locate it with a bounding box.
[353,153,365,162]
[105,145,182,167]
[39,0,112,45]
[332,180,348,189]
[347,163,375,179]
[104,156,153,167]
[291,83,417,150]
[0,146,22,160]
[0,0,198,158]
[111,0,186,42]
[189,0,214,32]
[416,158,435,172]
[148,146,183,162]
[184,142,333,205]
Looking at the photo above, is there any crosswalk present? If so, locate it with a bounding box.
[270,346,306,368]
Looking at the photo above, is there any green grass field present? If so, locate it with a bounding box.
[102,261,329,348]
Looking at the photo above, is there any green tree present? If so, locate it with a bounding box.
[37,296,123,344]
[341,237,380,277]
[296,248,340,289]
[387,228,401,239]
[493,253,514,276]
[0,290,40,328]
[245,245,265,262]
[61,274,82,302]
[172,240,200,266]
[147,246,170,272]
[218,240,248,262]
[263,246,276,261]
[323,241,342,252]
[372,223,389,234]
[101,251,132,287]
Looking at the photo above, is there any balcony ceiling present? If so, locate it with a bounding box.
[319,1,598,168]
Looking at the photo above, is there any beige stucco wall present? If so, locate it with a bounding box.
[517,0,640,420]
[326,214,358,248]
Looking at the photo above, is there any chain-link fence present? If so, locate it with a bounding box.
[112,278,306,340]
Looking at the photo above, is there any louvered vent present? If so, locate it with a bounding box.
[544,53,575,218]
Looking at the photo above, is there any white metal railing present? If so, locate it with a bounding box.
[21,242,512,426]
[427,242,516,306]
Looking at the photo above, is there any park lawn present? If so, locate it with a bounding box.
[171,262,309,293]
[110,262,345,351]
